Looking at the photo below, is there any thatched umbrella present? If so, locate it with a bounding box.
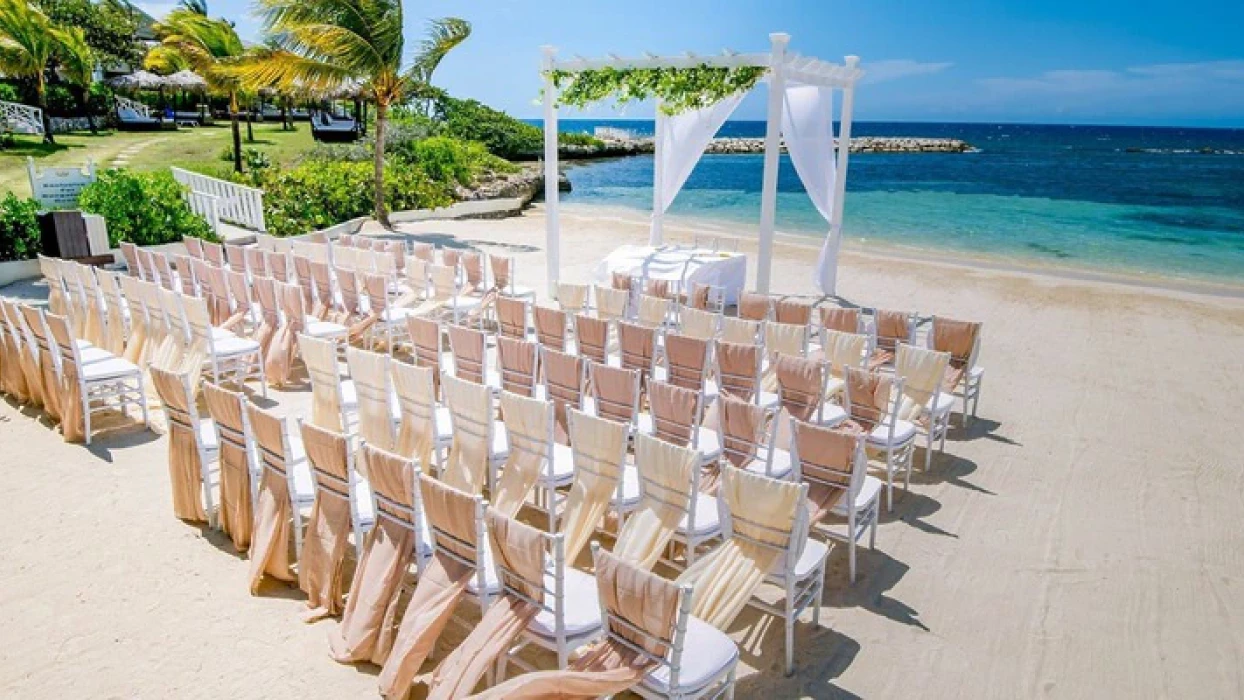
[106,70,165,90]
[162,69,208,91]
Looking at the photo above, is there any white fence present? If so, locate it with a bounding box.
[171,167,266,233]
[114,95,152,119]
[1,100,44,135]
[184,191,222,235]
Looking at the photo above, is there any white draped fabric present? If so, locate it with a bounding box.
[781,83,840,295]
[650,92,748,245]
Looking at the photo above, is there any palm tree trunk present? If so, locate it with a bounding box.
[373,100,389,228]
[74,86,97,135]
[229,91,242,173]
[37,77,54,145]
[245,100,254,142]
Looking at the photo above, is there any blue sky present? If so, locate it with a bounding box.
[140,0,1244,126]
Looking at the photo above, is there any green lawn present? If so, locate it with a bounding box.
[0,122,316,197]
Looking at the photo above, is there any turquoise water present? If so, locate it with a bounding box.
[547,121,1244,284]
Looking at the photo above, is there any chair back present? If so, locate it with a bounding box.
[462,252,486,292]
[440,373,495,494]
[299,332,349,431]
[821,328,869,376]
[447,324,487,385]
[591,545,688,678]
[496,296,528,340]
[202,241,224,267]
[775,354,827,423]
[118,241,141,277]
[715,340,763,402]
[930,316,982,374]
[245,247,267,279]
[406,316,443,375]
[533,305,567,351]
[636,294,671,329]
[183,236,204,259]
[588,361,640,429]
[594,285,629,322]
[490,255,516,293]
[411,242,435,263]
[172,254,197,296]
[721,316,760,345]
[573,314,609,364]
[543,347,585,441]
[895,343,949,419]
[821,306,863,334]
[247,402,299,505]
[663,332,710,393]
[843,367,902,434]
[420,473,490,600]
[679,306,720,341]
[648,380,701,448]
[790,420,865,518]
[737,291,771,321]
[335,266,362,319]
[873,309,915,358]
[557,283,589,313]
[391,358,438,465]
[498,336,539,397]
[718,393,769,469]
[224,244,247,275]
[358,441,426,575]
[765,320,808,358]
[617,322,656,378]
[774,298,812,325]
[346,346,396,449]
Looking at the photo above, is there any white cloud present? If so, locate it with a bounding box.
[978,60,1244,98]
[133,1,179,21]
[861,59,953,85]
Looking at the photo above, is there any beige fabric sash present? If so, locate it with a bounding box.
[252,276,280,358]
[534,305,567,351]
[8,302,43,409]
[43,313,86,442]
[348,346,396,451]
[267,251,290,282]
[411,242,435,263]
[491,391,551,516]
[573,314,608,365]
[614,433,697,570]
[150,367,208,523]
[618,322,655,377]
[590,362,639,427]
[679,307,718,341]
[246,403,296,592]
[871,309,911,368]
[441,374,493,494]
[424,509,547,699]
[664,332,709,391]
[793,421,858,524]
[391,359,437,468]
[738,291,771,321]
[932,316,982,389]
[637,294,670,328]
[266,282,305,387]
[375,475,478,696]
[560,408,628,562]
[490,256,513,289]
[331,445,420,667]
[299,333,344,431]
[351,272,389,344]
[766,320,806,358]
[119,276,148,366]
[721,316,760,346]
[716,340,761,401]
[448,324,487,385]
[442,249,462,270]
[202,381,253,551]
[201,264,231,326]
[594,286,629,322]
[21,306,60,422]
[774,298,812,325]
[293,254,315,308]
[97,270,128,355]
[677,466,803,629]
[896,344,949,421]
[224,270,251,331]
[309,261,336,321]
[821,306,860,334]
[298,422,353,621]
[406,315,443,376]
[470,547,682,699]
[611,271,633,291]
[822,328,868,376]
[644,278,671,299]
[648,380,698,447]
[557,282,589,312]
[544,348,584,444]
[498,336,538,397]
[334,267,365,329]
[686,282,712,310]
[844,366,894,432]
[719,393,767,469]
[496,296,528,340]
[774,354,825,450]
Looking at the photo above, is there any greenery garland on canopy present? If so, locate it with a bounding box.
[546,64,767,115]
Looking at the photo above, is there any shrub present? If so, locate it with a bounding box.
[433,96,543,159]
[302,141,371,164]
[78,169,215,247]
[390,136,518,186]
[259,160,454,237]
[559,132,604,148]
[45,84,78,117]
[0,82,19,103]
[0,193,42,262]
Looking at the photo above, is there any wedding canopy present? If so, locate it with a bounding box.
[540,33,863,297]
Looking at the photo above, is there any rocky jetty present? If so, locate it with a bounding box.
[555,135,973,159]
[455,164,570,205]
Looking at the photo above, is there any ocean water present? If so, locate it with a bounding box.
[540,120,1244,284]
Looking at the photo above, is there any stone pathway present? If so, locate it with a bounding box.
[109,137,167,167]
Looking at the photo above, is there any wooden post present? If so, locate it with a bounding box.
[756,32,789,294]
[542,45,561,297]
[824,55,859,297]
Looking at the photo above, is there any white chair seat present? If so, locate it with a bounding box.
[928,392,955,416]
[82,355,141,381]
[546,443,578,486]
[380,307,412,323]
[305,319,347,338]
[78,345,115,366]
[677,492,721,537]
[757,390,781,410]
[466,536,502,596]
[642,615,738,694]
[212,335,262,358]
[491,420,509,459]
[866,420,918,446]
[814,404,848,427]
[442,296,482,312]
[830,475,884,518]
[435,405,454,443]
[198,418,219,453]
[612,463,641,508]
[339,379,360,410]
[746,447,794,479]
[769,537,830,582]
[527,567,603,640]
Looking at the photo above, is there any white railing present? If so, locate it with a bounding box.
[185,191,222,235]
[171,166,267,233]
[114,95,151,119]
[1,100,44,135]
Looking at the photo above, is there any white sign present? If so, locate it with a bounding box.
[27,157,97,209]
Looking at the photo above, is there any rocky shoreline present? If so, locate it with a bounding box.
[556,135,975,159]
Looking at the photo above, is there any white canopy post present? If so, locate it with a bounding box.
[825,55,860,297]
[650,99,666,246]
[755,32,789,294]
[542,45,561,297]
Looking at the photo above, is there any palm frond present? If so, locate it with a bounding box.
[53,26,94,87]
[230,46,355,96]
[0,0,58,80]
[407,17,470,84]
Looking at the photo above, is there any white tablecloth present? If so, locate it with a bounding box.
[590,245,748,304]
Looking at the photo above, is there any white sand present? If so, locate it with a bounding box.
[3,203,1244,698]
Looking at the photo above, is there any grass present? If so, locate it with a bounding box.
[0,121,316,196]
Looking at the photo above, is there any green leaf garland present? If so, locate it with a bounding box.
[546,64,767,115]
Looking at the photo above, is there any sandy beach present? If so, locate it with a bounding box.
[3,204,1244,699]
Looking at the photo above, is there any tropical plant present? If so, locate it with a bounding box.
[0,192,42,262]
[389,135,516,186]
[53,25,97,133]
[78,168,215,246]
[548,65,767,115]
[433,95,543,158]
[152,9,250,172]
[236,7,471,226]
[37,0,141,68]
[0,0,62,142]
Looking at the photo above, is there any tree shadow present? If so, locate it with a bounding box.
[4,137,83,159]
[822,550,929,632]
[396,230,540,254]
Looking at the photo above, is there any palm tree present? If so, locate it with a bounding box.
[0,0,61,143]
[238,4,470,226]
[152,9,248,172]
[54,27,97,135]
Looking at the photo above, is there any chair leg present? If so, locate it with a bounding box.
[925,431,933,470]
[870,514,878,549]
[256,353,268,398]
[138,376,150,428]
[82,393,92,445]
[849,537,857,585]
[885,450,894,512]
[784,586,795,676]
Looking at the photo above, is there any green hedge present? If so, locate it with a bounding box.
[388,136,517,187]
[260,160,455,237]
[434,96,544,159]
[78,169,216,247]
[0,193,42,262]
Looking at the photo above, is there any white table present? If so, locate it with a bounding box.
[591,245,748,304]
